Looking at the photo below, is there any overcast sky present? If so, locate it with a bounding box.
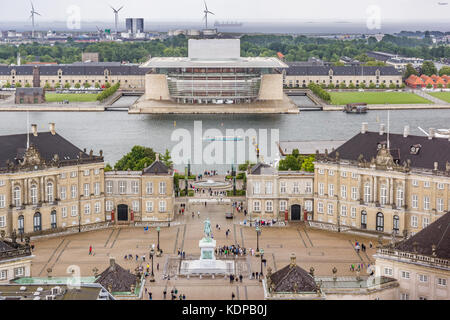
[1,0,449,23]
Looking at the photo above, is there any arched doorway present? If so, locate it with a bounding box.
[291,205,301,221]
[117,204,129,222]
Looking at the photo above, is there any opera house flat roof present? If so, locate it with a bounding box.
[140,57,289,69]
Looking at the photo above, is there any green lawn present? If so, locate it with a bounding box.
[45,93,99,102]
[428,92,450,103]
[329,91,432,105]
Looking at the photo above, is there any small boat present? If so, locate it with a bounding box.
[344,103,368,114]
[203,136,243,142]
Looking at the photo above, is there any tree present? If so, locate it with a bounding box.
[300,155,315,172]
[104,163,113,172]
[389,83,396,89]
[114,145,156,171]
[421,61,437,76]
[439,66,450,76]
[404,63,418,79]
[44,82,51,89]
[339,82,347,89]
[15,82,22,88]
[95,82,101,89]
[437,83,443,89]
[426,83,433,89]
[348,83,356,89]
[278,154,301,171]
[447,83,450,89]
[328,83,335,89]
[25,83,31,88]
[83,82,91,88]
[238,161,255,171]
[400,83,406,89]
[74,83,81,89]
[359,82,366,89]
[104,82,111,89]
[380,83,386,89]
[369,82,376,89]
[55,82,61,89]
[64,82,71,89]
[5,82,11,88]
[160,149,173,168]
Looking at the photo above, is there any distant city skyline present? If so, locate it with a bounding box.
[1,0,449,23]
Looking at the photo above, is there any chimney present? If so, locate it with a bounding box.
[109,257,116,271]
[434,162,438,172]
[428,128,435,140]
[361,122,368,134]
[49,123,55,135]
[403,125,410,138]
[379,123,385,135]
[289,253,297,268]
[31,124,38,137]
[155,153,160,161]
[99,150,103,157]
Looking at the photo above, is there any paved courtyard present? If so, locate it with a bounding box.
[30,200,381,300]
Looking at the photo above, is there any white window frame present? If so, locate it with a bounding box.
[159,182,166,195]
[95,202,101,214]
[84,204,91,215]
[159,200,166,213]
[318,183,324,196]
[60,186,67,201]
[0,194,6,208]
[71,205,78,217]
[71,185,77,199]
[328,184,334,197]
[340,185,347,199]
[0,216,5,228]
[412,194,418,209]
[132,181,139,194]
[132,201,139,212]
[411,216,418,228]
[106,181,113,195]
[119,181,126,194]
[84,183,90,197]
[146,182,153,195]
[305,182,312,194]
[94,182,100,196]
[146,201,154,213]
[280,182,287,194]
[280,200,287,212]
[317,202,324,214]
[106,201,113,212]
[424,196,430,210]
[253,201,261,212]
[327,203,334,215]
[351,187,358,200]
[61,207,67,218]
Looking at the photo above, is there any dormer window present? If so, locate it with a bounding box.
[410,144,422,155]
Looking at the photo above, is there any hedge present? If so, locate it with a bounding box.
[308,83,331,102]
[97,83,120,101]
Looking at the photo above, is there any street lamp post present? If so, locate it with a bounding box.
[156,227,162,256]
[259,249,264,281]
[255,226,261,256]
[149,248,155,282]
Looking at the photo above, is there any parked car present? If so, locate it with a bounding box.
[225,212,234,219]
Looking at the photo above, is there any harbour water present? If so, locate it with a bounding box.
[0,109,448,173]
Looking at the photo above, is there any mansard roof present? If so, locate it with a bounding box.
[285,66,401,76]
[394,211,450,259]
[329,131,450,171]
[143,159,170,175]
[0,131,102,169]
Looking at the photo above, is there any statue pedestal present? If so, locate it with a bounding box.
[179,237,234,276]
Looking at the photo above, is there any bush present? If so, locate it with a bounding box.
[359,83,366,89]
[348,83,356,89]
[97,83,120,101]
[227,190,246,197]
[339,82,347,89]
[380,83,386,89]
[328,83,335,89]
[83,82,91,88]
[389,83,396,89]
[15,82,22,88]
[74,83,81,89]
[64,83,71,89]
[369,83,376,89]
[308,83,330,102]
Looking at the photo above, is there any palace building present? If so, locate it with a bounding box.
[0,125,175,238]
[0,124,106,236]
[374,211,449,300]
[246,163,314,222]
[314,124,450,236]
[104,155,174,224]
[139,39,289,105]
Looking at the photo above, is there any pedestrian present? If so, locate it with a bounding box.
[157,263,159,271]
[231,292,235,300]
[89,245,92,255]
[198,211,200,218]
[148,292,152,300]
[163,289,167,299]
[239,274,243,282]
[183,294,186,300]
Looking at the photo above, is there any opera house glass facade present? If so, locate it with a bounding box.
[141,39,287,104]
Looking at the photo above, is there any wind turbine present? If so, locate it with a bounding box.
[110,5,124,35]
[30,2,41,38]
[203,1,214,29]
